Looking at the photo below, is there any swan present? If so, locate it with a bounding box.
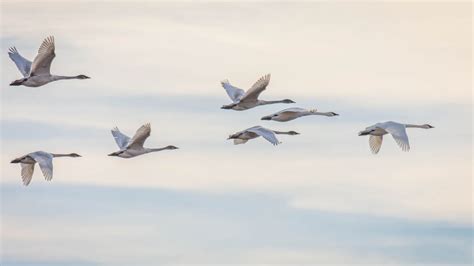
[220,74,295,110]
[8,36,90,87]
[10,151,81,186]
[358,121,434,154]
[108,123,178,158]
[261,107,339,122]
[228,126,299,145]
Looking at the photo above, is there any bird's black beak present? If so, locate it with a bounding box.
[358,131,369,136]
[333,112,339,116]
[11,158,20,163]
[10,80,22,86]
[261,116,272,120]
[108,153,116,156]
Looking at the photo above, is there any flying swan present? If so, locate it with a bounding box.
[220,74,295,110]
[228,126,299,145]
[10,151,81,186]
[358,121,434,154]
[261,107,339,122]
[8,36,90,87]
[108,123,178,158]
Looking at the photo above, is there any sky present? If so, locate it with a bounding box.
[0,1,472,265]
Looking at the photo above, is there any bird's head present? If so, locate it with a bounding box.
[227,133,240,140]
[261,115,274,120]
[108,151,120,157]
[76,75,90,79]
[10,158,21,163]
[422,124,434,129]
[288,131,300,135]
[69,153,82,157]
[166,145,179,150]
[327,112,339,117]
[10,78,28,86]
[282,99,295,104]
[358,128,373,136]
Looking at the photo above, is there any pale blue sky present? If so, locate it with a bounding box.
[1,1,472,265]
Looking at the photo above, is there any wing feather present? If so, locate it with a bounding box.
[246,126,280,145]
[30,36,55,76]
[20,163,35,186]
[369,135,383,154]
[127,123,151,149]
[29,152,54,181]
[383,123,410,152]
[221,80,245,103]
[111,127,130,149]
[240,74,271,102]
[8,47,32,77]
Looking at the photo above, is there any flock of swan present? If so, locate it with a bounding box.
[8,36,435,186]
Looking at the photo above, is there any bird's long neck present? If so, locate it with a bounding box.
[309,111,333,117]
[52,75,81,81]
[259,100,286,106]
[273,130,293,135]
[405,124,427,129]
[51,153,75,157]
[146,147,170,153]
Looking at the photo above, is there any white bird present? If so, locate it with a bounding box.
[10,151,81,186]
[108,123,178,158]
[8,36,90,87]
[228,126,299,145]
[358,121,434,154]
[261,107,339,122]
[220,74,295,110]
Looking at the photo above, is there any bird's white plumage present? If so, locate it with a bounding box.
[30,36,55,76]
[382,122,410,152]
[20,163,35,186]
[8,47,32,77]
[111,127,131,149]
[28,151,54,181]
[233,139,248,145]
[240,74,271,102]
[221,80,245,103]
[127,123,151,150]
[246,126,280,145]
[276,107,309,113]
[369,135,383,154]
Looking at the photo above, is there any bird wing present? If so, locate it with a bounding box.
[111,127,131,149]
[30,36,55,76]
[20,163,35,186]
[369,135,383,154]
[127,123,151,149]
[29,152,54,181]
[221,79,245,103]
[246,126,280,145]
[233,139,248,145]
[278,107,307,113]
[239,74,271,102]
[8,47,32,77]
[383,123,410,152]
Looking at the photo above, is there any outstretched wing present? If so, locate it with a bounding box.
[233,139,248,145]
[369,135,383,154]
[30,36,55,76]
[29,152,54,181]
[127,123,151,149]
[240,74,271,103]
[111,127,130,149]
[246,126,280,146]
[8,47,32,77]
[383,124,410,152]
[221,79,245,103]
[20,163,35,186]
